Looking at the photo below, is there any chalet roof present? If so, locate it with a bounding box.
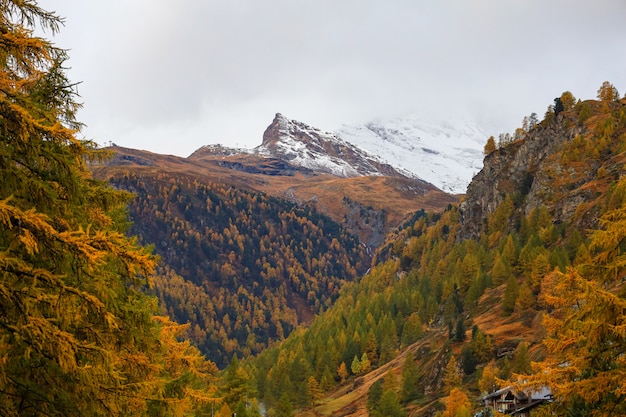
[478,386,527,402]
[478,385,552,402]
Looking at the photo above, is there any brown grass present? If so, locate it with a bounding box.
[472,286,537,343]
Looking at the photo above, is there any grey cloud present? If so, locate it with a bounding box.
[38,0,626,156]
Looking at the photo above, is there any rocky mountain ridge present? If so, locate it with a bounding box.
[257,113,417,179]
[460,117,581,239]
[191,113,419,181]
[191,113,489,194]
[460,99,625,240]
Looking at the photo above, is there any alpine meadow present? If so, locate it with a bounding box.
[2,2,626,417]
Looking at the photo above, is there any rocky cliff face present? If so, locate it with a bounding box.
[459,116,586,240]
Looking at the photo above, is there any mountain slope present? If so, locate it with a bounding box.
[335,116,488,193]
[91,114,458,367]
[241,92,626,417]
[255,113,417,179]
[109,171,369,367]
[96,145,454,247]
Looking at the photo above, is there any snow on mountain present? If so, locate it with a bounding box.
[335,116,488,194]
[192,113,488,194]
[253,113,417,180]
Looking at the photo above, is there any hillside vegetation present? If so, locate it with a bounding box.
[108,171,369,367]
[3,2,626,416]
[234,86,626,417]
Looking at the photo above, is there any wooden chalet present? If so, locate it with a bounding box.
[476,386,551,416]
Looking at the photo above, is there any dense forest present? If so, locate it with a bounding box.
[234,85,626,417]
[105,172,369,367]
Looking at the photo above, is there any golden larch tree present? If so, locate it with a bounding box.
[520,178,626,416]
[0,1,218,415]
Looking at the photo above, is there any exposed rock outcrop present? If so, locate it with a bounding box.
[459,116,585,240]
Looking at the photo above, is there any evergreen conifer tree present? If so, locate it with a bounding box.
[401,353,421,403]
[367,379,383,414]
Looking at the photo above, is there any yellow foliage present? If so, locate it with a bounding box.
[0,3,217,415]
[442,388,471,417]
[478,361,501,394]
[520,187,626,415]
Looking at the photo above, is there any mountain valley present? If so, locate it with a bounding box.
[90,91,626,416]
[8,78,626,416]
[92,113,460,367]
[5,4,626,417]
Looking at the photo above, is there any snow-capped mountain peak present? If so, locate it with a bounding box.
[192,113,488,194]
[254,113,416,179]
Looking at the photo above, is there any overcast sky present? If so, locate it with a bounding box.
[37,0,626,157]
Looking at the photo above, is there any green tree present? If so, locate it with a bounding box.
[528,112,539,129]
[379,316,399,363]
[454,317,466,342]
[367,379,383,414]
[364,329,379,365]
[320,365,335,391]
[460,345,476,375]
[360,352,371,374]
[471,328,494,364]
[487,195,514,238]
[222,354,255,408]
[502,276,519,316]
[443,356,462,393]
[401,312,423,347]
[510,342,532,376]
[273,393,294,417]
[351,355,362,375]
[544,104,555,124]
[401,353,421,403]
[306,376,322,406]
[372,389,407,417]
[383,368,399,392]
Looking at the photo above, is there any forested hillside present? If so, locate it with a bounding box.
[107,171,369,367]
[4,2,626,417]
[91,97,455,370]
[236,85,626,417]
